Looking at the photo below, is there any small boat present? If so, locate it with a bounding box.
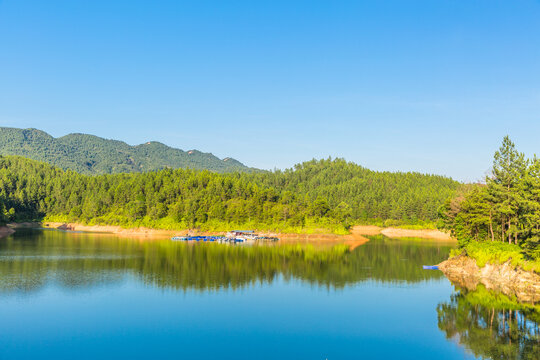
[226,230,279,242]
[226,230,257,241]
[422,265,439,270]
[256,236,279,242]
[171,235,227,242]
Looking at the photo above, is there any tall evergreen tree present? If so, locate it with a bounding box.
[488,136,527,244]
[442,136,540,260]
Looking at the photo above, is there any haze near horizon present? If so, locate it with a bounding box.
[1,0,539,181]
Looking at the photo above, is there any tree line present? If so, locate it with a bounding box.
[0,156,458,232]
[440,136,540,260]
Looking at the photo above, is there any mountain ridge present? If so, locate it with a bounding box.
[0,127,252,174]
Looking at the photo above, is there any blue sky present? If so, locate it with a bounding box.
[1,0,539,181]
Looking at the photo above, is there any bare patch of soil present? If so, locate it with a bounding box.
[380,228,455,242]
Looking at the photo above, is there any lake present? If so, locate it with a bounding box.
[0,229,537,359]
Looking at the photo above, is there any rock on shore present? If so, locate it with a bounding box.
[0,226,15,238]
[438,255,540,303]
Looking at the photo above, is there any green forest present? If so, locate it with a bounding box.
[440,136,540,262]
[0,155,457,233]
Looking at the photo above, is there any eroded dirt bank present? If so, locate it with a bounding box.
[380,228,454,241]
[278,226,371,249]
[336,225,455,241]
[438,255,540,303]
[43,222,179,238]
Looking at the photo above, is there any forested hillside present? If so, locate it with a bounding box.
[251,158,457,225]
[0,127,250,174]
[0,156,458,232]
[440,137,540,260]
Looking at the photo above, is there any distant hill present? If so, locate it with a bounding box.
[0,127,252,174]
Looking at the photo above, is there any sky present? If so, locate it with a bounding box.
[1,0,539,181]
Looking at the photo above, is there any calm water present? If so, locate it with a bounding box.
[0,230,537,359]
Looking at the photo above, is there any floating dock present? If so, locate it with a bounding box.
[171,231,279,243]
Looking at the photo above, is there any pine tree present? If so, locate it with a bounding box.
[488,136,527,244]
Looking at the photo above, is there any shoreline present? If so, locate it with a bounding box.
[40,222,453,239]
[379,227,454,241]
[438,254,540,303]
[3,222,455,250]
[40,222,374,247]
[43,222,180,238]
[352,225,455,242]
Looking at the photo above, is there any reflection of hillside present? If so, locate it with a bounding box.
[437,286,540,359]
[357,235,451,283]
[0,231,452,294]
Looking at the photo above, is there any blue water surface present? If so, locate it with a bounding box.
[0,230,476,360]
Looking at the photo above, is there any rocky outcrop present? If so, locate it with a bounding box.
[438,255,540,303]
[0,226,15,238]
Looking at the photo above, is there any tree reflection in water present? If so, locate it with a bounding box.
[0,231,452,294]
[437,285,540,360]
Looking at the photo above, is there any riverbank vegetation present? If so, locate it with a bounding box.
[449,242,540,273]
[0,156,457,233]
[440,137,540,266]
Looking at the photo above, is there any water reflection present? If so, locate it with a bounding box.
[0,230,453,294]
[437,286,540,359]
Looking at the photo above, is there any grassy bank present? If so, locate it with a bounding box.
[450,242,540,273]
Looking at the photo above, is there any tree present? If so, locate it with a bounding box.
[442,136,540,260]
[489,136,527,244]
[310,197,330,217]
